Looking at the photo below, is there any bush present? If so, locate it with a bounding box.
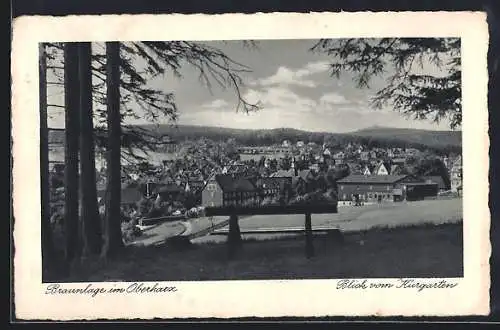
[121,220,142,243]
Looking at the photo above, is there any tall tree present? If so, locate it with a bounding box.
[44,41,261,260]
[78,42,102,256]
[63,43,81,263]
[101,42,124,258]
[39,42,58,279]
[311,38,461,129]
[45,41,261,165]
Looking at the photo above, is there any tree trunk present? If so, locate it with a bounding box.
[305,212,314,258]
[40,42,58,279]
[101,42,124,258]
[78,42,102,256]
[227,213,242,258]
[63,43,81,263]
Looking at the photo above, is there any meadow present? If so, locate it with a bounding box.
[64,198,463,282]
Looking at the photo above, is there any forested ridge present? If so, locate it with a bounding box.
[49,124,462,152]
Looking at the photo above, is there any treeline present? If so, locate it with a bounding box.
[49,124,462,156]
[137,124,462,154]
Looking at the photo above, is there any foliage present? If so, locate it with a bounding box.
[311,38,461,129]
[45,41,262,165]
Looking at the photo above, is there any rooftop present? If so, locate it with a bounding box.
[337,174,411,184]
[214,174,257,192]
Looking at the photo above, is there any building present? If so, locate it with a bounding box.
[156,183,184,201]
[185,180,205,194]
[333,151,345,164]
[309,163,320,172]
[282,140,291,148]
[423,175,449,192]
[360,151,370,161]
[373,162,390,175]
[201,174,259,208]
[389,164,403,175]
[221,163,247,175]
[450,156,462,192]
[270,169,296,178]
[337,174,435,202]
[405,148,419,156]
[254,176,292,200]
[347,162,363,175]
[97,187,144,206]
[391,158,406,166]
[298,169,316,187]
[296,141,305,148]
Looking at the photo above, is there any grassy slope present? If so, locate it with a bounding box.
[65,222,463,282]
[193,198,462,242]
[62,198,463,282]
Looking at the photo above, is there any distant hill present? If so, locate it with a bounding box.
[349,126,462,148]
[137,124,462,150]
[48,124,462,151]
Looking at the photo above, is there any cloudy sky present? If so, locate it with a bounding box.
[47,39,455,133]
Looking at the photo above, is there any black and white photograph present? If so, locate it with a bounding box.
[12,12,490,319]
[41,37,464,281]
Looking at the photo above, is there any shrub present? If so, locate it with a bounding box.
[121,220,142,243]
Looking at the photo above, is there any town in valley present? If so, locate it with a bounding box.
[47,125,463,230]
[40,38,464,281]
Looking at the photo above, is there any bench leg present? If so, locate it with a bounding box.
[305,212,315,259]
[227,214,242,258]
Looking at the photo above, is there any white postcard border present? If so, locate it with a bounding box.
[11,12,490,319]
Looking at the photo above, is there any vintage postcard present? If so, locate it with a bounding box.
[11,12,490,320]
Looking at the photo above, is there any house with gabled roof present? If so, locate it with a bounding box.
[201,174,260,208]
[362,165,373,176]
[337,174,435,202]
[373,161,390,175]
[389,164,403,175]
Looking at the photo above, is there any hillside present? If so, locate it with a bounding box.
[350,126,462,148]
[48,124,462,151]
[138,124,462,150]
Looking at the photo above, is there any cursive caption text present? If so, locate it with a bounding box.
[336,278,459,292]
[45,282,177,298]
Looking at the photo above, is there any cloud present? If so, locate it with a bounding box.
[250,61,330,88]
[296,61,331,76]
[202,99,231,109]
[319,92,350,105]
[244,87,316,112]
[255,67,316,87]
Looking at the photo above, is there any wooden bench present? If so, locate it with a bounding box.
[211,226,342,236]
[204,206,339,258]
